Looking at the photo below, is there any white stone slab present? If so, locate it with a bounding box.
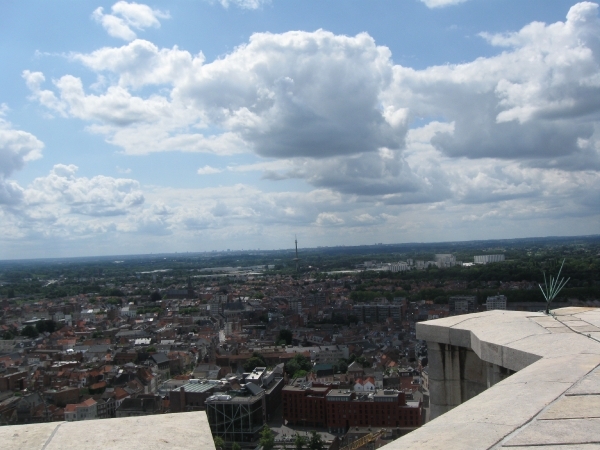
[502,418,600,446]
[381,421,514,450]
[538,395,600,420]
[0,412,216,450]
[567,368,600,396]
[0,421,59,450]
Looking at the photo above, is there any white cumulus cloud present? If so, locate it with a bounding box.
[197,165,222,175]
[92,1,170,41]
[419,0,469,8]
[25,164,144,217]
[217,0,270,10]
[0,105,44,204]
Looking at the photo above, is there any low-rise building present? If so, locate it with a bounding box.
[486,295,507,311]
[169,379,224,412]
[64,398,97,422]
[448,296,477,315]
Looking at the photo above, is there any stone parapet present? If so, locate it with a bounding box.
[0,411,215,450]
[381,307,600,449]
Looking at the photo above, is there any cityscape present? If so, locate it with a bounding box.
[0,235,598,448]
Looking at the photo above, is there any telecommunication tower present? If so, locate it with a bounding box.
[293,235,300,272]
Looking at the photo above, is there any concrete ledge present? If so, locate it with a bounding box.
[0,411,215,450]
[382,308,600,449]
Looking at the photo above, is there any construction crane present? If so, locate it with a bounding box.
[339,429,386,450]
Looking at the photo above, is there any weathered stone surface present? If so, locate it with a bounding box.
[384,421,515,450]
[538,395,600,420]
[502,446,600,449]
[386,308,600,450]
[501,353,600,385]
[0,412,215,450]
[502,418,600,446]
[570,324,600,332]
[567,368,600,396]
[0,422,58,450]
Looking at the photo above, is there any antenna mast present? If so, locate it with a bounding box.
[293,235,300,272]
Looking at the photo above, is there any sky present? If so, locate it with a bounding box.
[0,0,599,259]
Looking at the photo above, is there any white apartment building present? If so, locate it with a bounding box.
[486,295,508,311]
[474,254,505,264]
[390,262,410,272]
[435,254,456,268]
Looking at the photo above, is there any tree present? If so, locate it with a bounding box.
[260,425,275,450]
[308,431,324,450]
[150,291,162,302]
[2,330,14,340]
[232,443,241,450]
[36,320,58,334]
[214,436,225,450]
[244,352,267,372]
[294,434,307,450]
[285,354,312,377]
[21,325,39,339]
[355,355,371,368]
[278,329,293,345]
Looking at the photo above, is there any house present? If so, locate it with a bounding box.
[354,377,375,392]
[346,361,364,380]
[64,398,97,421]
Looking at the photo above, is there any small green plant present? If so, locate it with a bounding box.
[539,259,570,314]
[294,434,307,450]
[214,436,225,450]
[259,425,275,450]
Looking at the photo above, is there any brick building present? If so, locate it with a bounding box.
[326,389,421,433]
[282,382,421,433]
[282,382,331,428]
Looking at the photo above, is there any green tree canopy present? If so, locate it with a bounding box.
[244,352,267,372]
[277,329,293,345]
[294,435,307,450]
[285,353,312,377]
[36,320,58,334]
[21,325,39,338]
[260,425,275,450]
[308,431,324,450]
[214,436,225,450]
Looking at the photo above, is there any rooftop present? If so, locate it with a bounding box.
[385,307,600,449]
[177,379,222,393]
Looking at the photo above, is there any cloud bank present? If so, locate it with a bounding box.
[4,2,600,256]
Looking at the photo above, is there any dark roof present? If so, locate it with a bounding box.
[118,397,161,412]
[244,382,264,396]
[150,353,169,365]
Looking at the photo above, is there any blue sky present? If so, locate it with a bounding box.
[0,0,598,258]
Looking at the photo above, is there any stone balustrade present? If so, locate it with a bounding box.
[381,307,600,449]
[0,411,215,450]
